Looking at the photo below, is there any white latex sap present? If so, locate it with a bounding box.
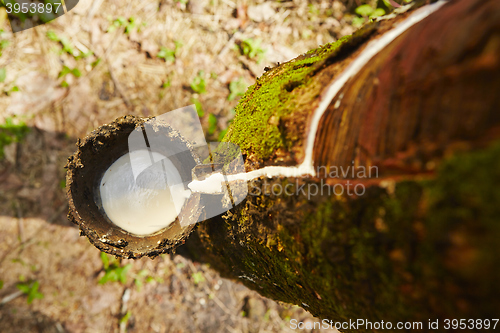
[99,150,190,236]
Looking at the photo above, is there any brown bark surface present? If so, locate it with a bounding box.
[181,0,500,329]
[314,0,500,178]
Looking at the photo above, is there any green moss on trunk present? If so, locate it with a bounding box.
[223,24,378,162]
[187,141,500,330]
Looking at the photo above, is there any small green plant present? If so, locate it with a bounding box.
[158,78,171,99]
[157,40,182,63]
[0,40,9,57]
[353,3,386,27]
[191,98,204,117]
[58,65,81,79]
[91,58,102,68]
[308,4,320,17]
[5,85,19,95]
[108,17,127,32]
[159,78,171,99]
[0,280,3,290]
[161,79,171,89]
[58,65,81,87]
[133,269,149,289]
[46,30,59,42]
[239,38,265,63]
[228,78,248,101]
[133,269,163,289]
[352,16,366,27]
[120,311,132,326]
[99,252,132,284]
[77,50,94,60]
[218,129,228,142]
[208,113,217,135]
[46,31,76,56]
[157,47,176,62]
[125,17,137,34]
[0,117,30,159]
[191,272,205,285]
[107,17,137,34]
[0,68,6,83]
[264,309,271,322]
[355,4,385,18]
[372,8,387,17]
[190,71,206,94]
[174,40,183,49]
[301,29,312,39]
[16,280,44,304]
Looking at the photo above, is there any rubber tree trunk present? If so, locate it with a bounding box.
[180,0,500,328]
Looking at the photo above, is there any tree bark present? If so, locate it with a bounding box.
[181,0,500,328]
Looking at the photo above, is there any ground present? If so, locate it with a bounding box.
[0,0,383,331]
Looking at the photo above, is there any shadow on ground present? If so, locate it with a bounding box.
[0,302,66,333]
[0,127,75,226]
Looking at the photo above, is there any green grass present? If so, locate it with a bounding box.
[190,70,206,94]
[133,269,163,290]
[191,98,204,117]
[208,113,217,135]
[353,3,387,27]
[99,252,132,284]
[239,38,265,63]
[16,280,44,304]
[157,40,182,63]
[218,129,228,142]
[191,272,205,285]
[120,311,132,325]
[0,39,9,57]
[46,30,77,56]
[228,77,248,101]
[59,66,81,78]
[107,16,137,34]
[157,47,176,62]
